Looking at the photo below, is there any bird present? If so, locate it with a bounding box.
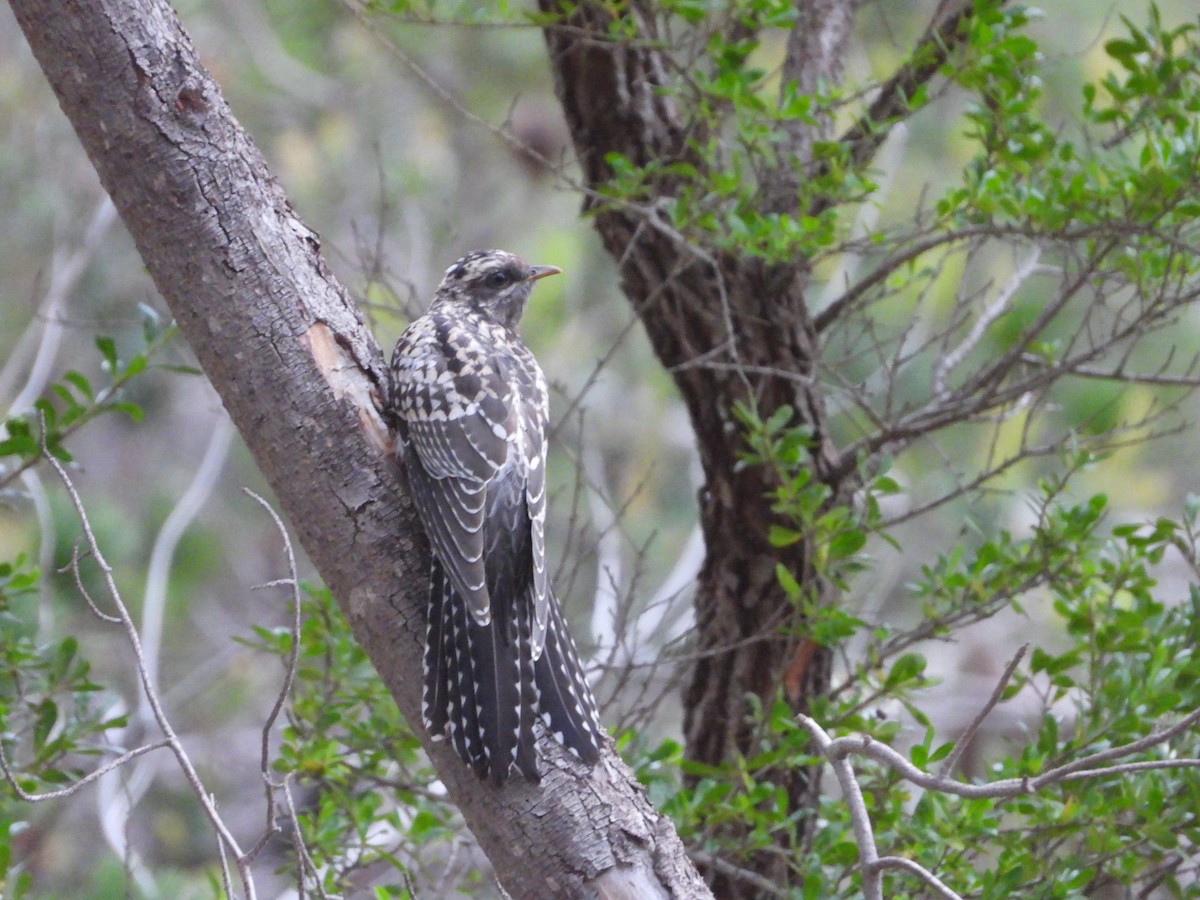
[389,249,605,785]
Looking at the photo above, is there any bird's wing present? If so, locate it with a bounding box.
[401,450,491,619]
[511,346,552,658]
[393,314,520,623]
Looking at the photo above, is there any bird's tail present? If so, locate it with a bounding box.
[422,561,539,784]
[534,591,603,765]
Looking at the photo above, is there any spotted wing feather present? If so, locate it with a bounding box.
[509,346,552,658]
[393,314,516,624]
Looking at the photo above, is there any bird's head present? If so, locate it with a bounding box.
[434,249,561,330]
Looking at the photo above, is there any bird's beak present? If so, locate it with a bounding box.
[526,265,562,282]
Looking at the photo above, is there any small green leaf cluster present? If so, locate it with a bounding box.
[0,316,186,486]
[249,586,456,896]
[940,1,1200,285]
[1088,8,1200,143]
[1,590,127,899]
[734,401,898,649]
[591,0,878,263]
[1,317,184,897]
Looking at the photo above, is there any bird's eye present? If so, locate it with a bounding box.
[486,271,510,288]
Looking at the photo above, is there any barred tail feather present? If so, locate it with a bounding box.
[421,557,599,781]
[469,603,523,785]
[421,562,452,740]
[535,593,603,764]
[446,575,485,775]
[423,561,541,784]
[514,585,540,780]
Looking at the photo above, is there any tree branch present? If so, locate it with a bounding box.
[811,0,1007,218]
[7,0,707,895]
[763,0,855,212]
[800,704,1200,900]
[42,440,253,900]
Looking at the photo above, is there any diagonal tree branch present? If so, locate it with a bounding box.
[763,0,856,213]
[810,0,1008,218]
[6,0,708,896]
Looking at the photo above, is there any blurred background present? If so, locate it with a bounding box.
[2,0,1199,895]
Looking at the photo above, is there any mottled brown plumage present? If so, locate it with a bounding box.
[390,250,603,784]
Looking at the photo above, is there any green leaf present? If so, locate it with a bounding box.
[63,371,94,399]
[768,525,803,547]
[95,336,118,371]
[884,653,926,690]
[121,354,147,378]
[109,401,143,422]
[827,529,866,560]
[776,563,802,600]
[32,699,58,751]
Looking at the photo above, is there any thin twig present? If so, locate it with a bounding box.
[42,435,256,900]
[934,247,1042,397]
[281,773,332,900]
[1020,354,1200,388]
[60,543,121,623]
[689,851,789,898]
[243,488,303,863]
[937,643,1028,778]
[868,856,963,900]
[0,738,172,802]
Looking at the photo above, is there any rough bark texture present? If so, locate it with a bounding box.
[7,1,712,896]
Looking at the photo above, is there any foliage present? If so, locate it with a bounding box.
[248,585,457,897]
[0,328,162,897]
[6,0,1200,897]
[597,0,1200,869]
[623,418,1200,896]
[0,315,184,491]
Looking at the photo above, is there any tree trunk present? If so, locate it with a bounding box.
[541,0,995,889]
[7,1,711,896]
[540,2,851,894]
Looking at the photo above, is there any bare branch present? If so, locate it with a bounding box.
[799,714,884,900]
[243,488,303,870]
[1020,353,1200,388]
[937,644,1028,778]
[934,247,1042,397]
[42,440,255,900]
[805,703,1200,801]
[139,412,235,720]
[60,543,121,624]
[0,738,172,802]
[281,772,332,900]
[811,0,1006,217]
[0,197,117,413]
[868,856,963,900]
